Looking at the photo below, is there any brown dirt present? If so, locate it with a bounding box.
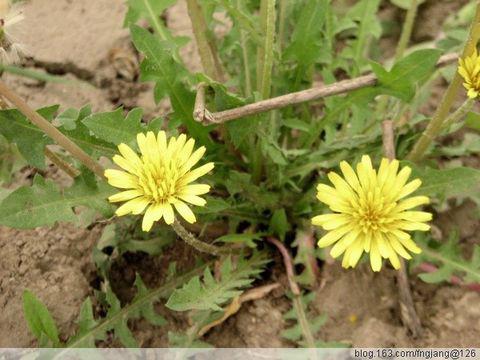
[0,0,479,349]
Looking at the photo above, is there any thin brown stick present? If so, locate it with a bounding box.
[194,52,458,124]
[44,147,80,178]
[0,80,105,178]
[382,120,422,337]
[266,236,316,348]
[266,236,300,295]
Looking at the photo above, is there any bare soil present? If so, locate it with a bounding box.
[0,0,479,348]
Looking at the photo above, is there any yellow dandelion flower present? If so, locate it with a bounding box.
[105,131,214,232]
[312,155,432,272]
[458,49,480,99]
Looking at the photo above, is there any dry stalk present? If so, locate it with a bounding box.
[194,53,458,124]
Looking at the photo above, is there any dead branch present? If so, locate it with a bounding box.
[194,52,458,124]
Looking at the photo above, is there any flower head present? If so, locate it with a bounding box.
[458,48,480,99]
[312,155,431,272]
[105,131,214,232]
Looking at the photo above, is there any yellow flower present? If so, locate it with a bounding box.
[458,49,480,99]
[105,131,214,232]
[312,155,431,272]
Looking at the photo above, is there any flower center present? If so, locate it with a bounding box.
[137,158,181,204]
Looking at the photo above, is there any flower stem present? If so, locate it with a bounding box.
[258,0,276,99]
[441,98,475,131]
[44,147,80,178]
[0,80,105,178]
[394,0,419,61]
[171,219,231,256]
[407,3,480,162]
[186,0,225,82]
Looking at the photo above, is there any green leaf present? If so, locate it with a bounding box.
[166,252,270,312]
[214,233,263,248]
[416,232,480,284]
[82,108,144,147]
[408,163,480,198]
[0,173,114,229]
[23,290,60,347]
[270,209,290,241]
[283,0,330,66]
[0,175,76,228]
[0,106,58,168]
[131,275,167,326]
[465,111,480,131]
[130,25,212,147]
[68,298,99,348]
[56,108,80,130]
[371,49,442,101]
[66,262,210,349]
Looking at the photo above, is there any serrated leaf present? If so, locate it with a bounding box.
[23,290,60,347]
[0,173,115,229]
[0,175,76,228]
[283,0,330,66]
[0,106,58,168]
[408,163,480,198]
[130,25,212,147]
[214,233,263,248]
[68,298,99,348]
[105,286,138,348]
[371,49,442,101]
[166,253,270,312]
[417,232,480,284]
[131,275,167,326]
[82,108,144,147]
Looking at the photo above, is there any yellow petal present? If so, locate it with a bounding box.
[142,204,163,232]
[395,196,430,211]
[312,213,350,230]
[118,143,142,167]
[340,160,360,192]
[348,239,364,268]
[387,234,412,260]
[398,221,430,231]
[396,235,422,254]
[370,240,382,272]
[317,224,352,248]
[108,190,143,203]
[105,169,138,189]
[330,230,358,258]
[113,155,137,174]
[181,184,211,196]
[180,163,214,184]
[179,194,207,206]
[161,203,175,224]
[173,200,196,224]
[116,197,150,216]
[397,179,422,200]
[395,211,432,222]
[181,146,207,173]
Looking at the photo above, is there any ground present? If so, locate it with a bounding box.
[0,0,478,348]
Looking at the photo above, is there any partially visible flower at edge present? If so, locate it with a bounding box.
[105,131,214,232]
[0,0,25,65]
[458,48,480,99]
[312,155,432,272]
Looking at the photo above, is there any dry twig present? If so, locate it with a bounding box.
[194,53,458,124]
